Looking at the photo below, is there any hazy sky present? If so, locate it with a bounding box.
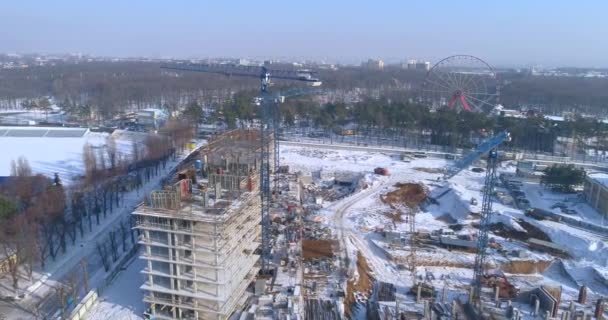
[1,0,607,67]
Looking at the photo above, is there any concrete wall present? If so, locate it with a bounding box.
[584,176,608,217]
[68,291,98,320]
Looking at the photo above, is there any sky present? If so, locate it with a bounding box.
[1,0,607,67]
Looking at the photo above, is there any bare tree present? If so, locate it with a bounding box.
[106,136,118,170]
[0,215,29,298]
[96,242,110,272]
[119,221,129,252]
[80,259,89,293]
[10,156,32,177]
[108,230,119,262]
[56,284,69,319]
[82,143,97,184]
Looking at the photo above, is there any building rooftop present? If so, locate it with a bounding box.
[134,175,258,223]
[588,172,608,188]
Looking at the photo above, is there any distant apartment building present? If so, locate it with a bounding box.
[405,59,431,71]
[362,58,385,70]
[136,108,169,129]
[583,172,608,217]
[134,129,264,320]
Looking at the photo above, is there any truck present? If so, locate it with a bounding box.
[374,167,389,176]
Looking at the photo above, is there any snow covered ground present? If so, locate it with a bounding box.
[86,255,145,320]
[80,143,608,320]
[0,128,140,183]
[281,143,608,314]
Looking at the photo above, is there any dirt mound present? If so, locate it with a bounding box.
[381,183,427,208]
[302,240,337,259]
[345,252,375,318]
[502,260,552,274]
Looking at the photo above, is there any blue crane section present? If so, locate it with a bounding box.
[443,131,510,180]
[438,130,510,304]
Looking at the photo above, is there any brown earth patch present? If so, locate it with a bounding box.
[381,183,427,208]
[345,252,375,318]
[501,260,552,274]
[302,240,337,259]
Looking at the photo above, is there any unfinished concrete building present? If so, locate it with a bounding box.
[133,129,267,320]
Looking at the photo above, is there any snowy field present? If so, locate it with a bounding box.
[0,128,138,183]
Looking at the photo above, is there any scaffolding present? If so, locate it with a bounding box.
[133,129,266,320]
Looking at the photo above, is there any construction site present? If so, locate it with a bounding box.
[122,125,608,320]
[275,138,608,320]
[121,60,608,320]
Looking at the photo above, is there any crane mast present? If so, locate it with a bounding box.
[161,62,321,274]
[472,148,499,303]
[440,131,509,304]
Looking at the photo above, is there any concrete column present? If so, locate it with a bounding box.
[545,310,551,319]
[395,297,400,318]
[534,298,540,315]
[451,300,457,317]
[595,299,605,320]
[578,286,587,304]
[442,286,447,302]
[494,286,500,302]
[570,301,576,318]
[468,286,474,304]
[416,284,422,303]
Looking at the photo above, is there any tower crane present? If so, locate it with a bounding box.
[161,62,321,273]
[438,131,510,303]
[258,87,325,194]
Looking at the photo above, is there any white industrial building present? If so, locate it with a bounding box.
[583,172,608,218]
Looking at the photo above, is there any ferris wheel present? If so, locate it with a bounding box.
[422,55,499,112]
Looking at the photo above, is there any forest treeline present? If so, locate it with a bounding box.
[1,61,607,120]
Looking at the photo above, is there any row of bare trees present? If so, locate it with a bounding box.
[0,158,65,297]
[0,122,194,299]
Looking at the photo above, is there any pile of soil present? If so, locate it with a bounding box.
[502,260,552,274]
[345,252,375,318]
[381,183,427,209]
[302,239,337,259]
